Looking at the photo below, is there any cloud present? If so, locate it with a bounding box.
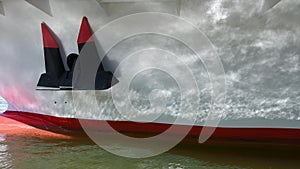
[0,0,299,121]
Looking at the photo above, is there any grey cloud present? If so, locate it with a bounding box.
[0,0,299,121]
[0,1,4,16]
[96,0,181,18]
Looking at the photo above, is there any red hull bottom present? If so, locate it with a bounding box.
[1,111,300,144]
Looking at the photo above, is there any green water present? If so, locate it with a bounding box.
[0,135,240,169]
[0,133,298,169]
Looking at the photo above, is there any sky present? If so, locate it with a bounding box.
[0,0,299,122]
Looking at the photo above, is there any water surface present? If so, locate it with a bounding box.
[0,126,299,169]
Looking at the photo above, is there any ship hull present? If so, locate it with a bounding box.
[1,111,300,145]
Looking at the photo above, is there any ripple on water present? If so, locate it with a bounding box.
[1,135,246,169]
